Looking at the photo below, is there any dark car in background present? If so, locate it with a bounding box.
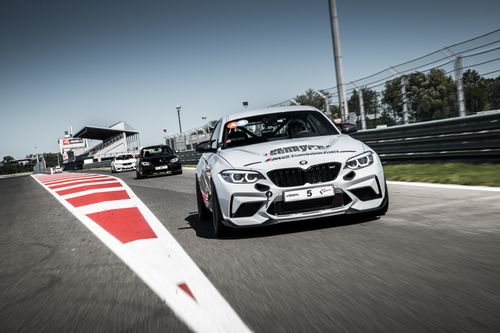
[136,145,182,179]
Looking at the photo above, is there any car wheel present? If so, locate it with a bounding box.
[196,178,211,221]
[136,170,143,179]
[211,181,228,238]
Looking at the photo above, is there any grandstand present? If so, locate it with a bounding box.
[64,121,140,169]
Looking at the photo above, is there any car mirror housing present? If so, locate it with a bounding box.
[340,122,358,134]
[195,140,216,153]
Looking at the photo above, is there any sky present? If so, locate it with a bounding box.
[0,0,499,159]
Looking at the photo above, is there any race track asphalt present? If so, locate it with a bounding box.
[1,169,499,332]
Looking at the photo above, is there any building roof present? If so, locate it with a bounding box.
[73,122,139,141]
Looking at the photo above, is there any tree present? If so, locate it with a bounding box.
[410,69,456,121]
[383,70,457,122]
[294,89,335,115]
[382,78,404,121]
[483,75,500,110]
[463,69,487,113]
[377,109,396,126]
[348,88,379,128]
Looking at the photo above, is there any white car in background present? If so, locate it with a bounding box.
[111,153,136,173]
[195,106,388,237]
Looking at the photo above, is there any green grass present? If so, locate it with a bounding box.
[383,163,500,187]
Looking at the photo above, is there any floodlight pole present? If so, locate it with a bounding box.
[350,83,367,130]
[442,48,466,117]
[176,103,183,133]
[314,90,330,115]
[389,67,409,124]
[328,0,349,122]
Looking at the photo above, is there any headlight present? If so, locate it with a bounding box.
[220,170,265,184]
[345,152,374,170]
[141,161,150,166]
[170,157,179,163]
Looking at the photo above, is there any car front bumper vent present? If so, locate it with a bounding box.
[267,192,351,216]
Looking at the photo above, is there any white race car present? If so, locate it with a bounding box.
[111,153,137,173]
[195,106,388,237]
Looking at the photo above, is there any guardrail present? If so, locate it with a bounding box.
[177,112,500,165]
[351,111,500,163]
[82,161,112,169]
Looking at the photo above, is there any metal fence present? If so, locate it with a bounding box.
[270,29,500,130]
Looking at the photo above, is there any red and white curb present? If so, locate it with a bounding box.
[32,173,251,333]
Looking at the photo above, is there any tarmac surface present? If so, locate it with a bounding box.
[1,169,499,332]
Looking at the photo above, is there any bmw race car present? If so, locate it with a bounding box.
[195,106,388,237]
[111,153,136,173]
[136,145,182,179]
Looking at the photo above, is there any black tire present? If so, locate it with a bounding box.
[136,170,143,179]
[196,178,211,221]
[210,181,229,238]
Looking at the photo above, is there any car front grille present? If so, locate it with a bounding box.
[267,162,341,187]
[267,193,351,216]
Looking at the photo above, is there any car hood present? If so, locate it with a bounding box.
[218,135,366,169]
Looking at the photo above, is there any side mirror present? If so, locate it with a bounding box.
[195,140,216,153]
[340,122,358,134]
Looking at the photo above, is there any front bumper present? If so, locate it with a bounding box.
[214,160,386,227]
[140,162,182,175]
[114,163,136,171]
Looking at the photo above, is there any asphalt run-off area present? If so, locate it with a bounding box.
[1,168,499,332]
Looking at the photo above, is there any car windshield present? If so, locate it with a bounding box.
[222,111,339,149]
[141,146,173,157]
[116,154,134,160]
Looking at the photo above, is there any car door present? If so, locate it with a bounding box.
[199,119,222,199]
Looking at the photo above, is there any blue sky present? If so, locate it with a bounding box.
[1,0,499,158]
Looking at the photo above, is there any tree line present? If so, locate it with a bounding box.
[1,153,62,175]
[293,69,500,129]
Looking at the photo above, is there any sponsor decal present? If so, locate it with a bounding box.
[268,144,330,156]
[320,188,333,195]
[262,145,356,163]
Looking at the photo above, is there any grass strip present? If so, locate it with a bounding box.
[383,163,500,187]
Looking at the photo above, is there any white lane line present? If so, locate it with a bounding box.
[47,176,113,188]
[38,173,96,181]
[75,199,137,214]
[60,186,125,199]
[42,175,107,185]
[32,174,252,333]
[52,180,121,192]
[387,180,500,192]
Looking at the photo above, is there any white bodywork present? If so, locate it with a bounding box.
[111,154,136,172]
[196,106,387,227]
